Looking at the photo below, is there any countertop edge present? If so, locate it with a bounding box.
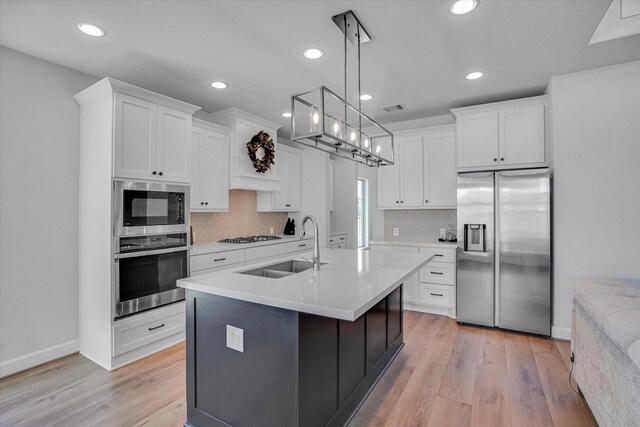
[369,240,458,249]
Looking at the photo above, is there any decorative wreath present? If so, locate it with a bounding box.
[246,131,275,173]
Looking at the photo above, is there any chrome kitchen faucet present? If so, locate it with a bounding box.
[299,215,321,270]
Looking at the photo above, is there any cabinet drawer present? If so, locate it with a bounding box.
[329,243,344,249]
[418,284,455,308]
[329,234,346,245]
[190,262,243,276]
[418,247,455,263]
[113,304,185,356]
[245,243,286,262]
[190,249,244,272]
[287,239,314,254]
[420,263,455,285]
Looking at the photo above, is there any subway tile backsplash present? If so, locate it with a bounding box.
[190,190,288,244]
[383,209,457,242]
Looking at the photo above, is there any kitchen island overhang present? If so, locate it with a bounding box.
[178,249,433,427]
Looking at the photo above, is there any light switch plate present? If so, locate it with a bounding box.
[226,325,244,352]
[393,227,399,236]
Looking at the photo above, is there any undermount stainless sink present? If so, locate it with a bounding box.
[238,259,328,279]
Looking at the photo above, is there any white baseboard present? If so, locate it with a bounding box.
[552,326,571,340]
[0,339,79,379]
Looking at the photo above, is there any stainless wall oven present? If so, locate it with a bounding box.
[114,233,189,319]
[114,181,189,236]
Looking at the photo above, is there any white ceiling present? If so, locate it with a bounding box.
[1,0,639,137]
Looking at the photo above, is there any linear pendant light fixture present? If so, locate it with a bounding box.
[290,10,394,167]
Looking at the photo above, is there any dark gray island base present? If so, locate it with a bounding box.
[184,285,403,427]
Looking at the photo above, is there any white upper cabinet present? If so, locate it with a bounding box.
[378,125,457,210]
[378,137,401,208]
[156,106,191,183]
[424,129,457,208]
[456,111,499,168]
[114,94,157,180]
[452,95,547,171]
[208,108,282,192]
[400,136,424,208]
[191,119,231,212]
[257,144,302,212]
[113,91,195,183]
[498,103,545,166]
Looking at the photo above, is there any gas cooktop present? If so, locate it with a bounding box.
[219,235,283,244]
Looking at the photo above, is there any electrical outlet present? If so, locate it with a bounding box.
[226,325,244,353]
[269,226,274,235]
[393,227,399,236]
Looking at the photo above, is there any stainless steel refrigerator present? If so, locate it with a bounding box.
[457,168,551,336]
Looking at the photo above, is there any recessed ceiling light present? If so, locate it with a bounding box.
[77,23,106,37]
[360,94,374,101]
[451,0,477,15]
[281,112,292,118]
[465,71,484,80]
[304,48,324,59]
[210,81,228,89]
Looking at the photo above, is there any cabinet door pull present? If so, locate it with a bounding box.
[425,200,428,203]
[148,323,165,331]
[299,244,306,247]
[339,237,345,241]
[400,200,404,203]
[152,171,157,175]
[501,157,505,161]
[430,293,444,297]
[434,254,444,257]
[159,172,163,176]
[214,257,226,262]
[430,271,444,275]
[205,202,208,205]
[286,204,290,207]
[396,201,399,204]
[200,202,204,205]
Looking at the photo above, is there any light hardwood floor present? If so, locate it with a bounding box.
[0,312,596,427]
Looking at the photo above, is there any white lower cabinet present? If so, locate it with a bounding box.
[369,243,457,318]
[113,303,186,357]
[329,233,347,248]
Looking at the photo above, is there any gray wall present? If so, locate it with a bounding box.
[0,47,98,376]
[549,60,640,338]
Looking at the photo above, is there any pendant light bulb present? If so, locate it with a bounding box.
[350,129,357,142]
[364,137,370,149]
[376,144,381,154]
[312,111,320,125]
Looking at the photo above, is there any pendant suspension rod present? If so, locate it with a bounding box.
[343,15,348,129]
[358,21,362,138]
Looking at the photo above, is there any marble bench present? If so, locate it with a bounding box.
[572,277,640,426]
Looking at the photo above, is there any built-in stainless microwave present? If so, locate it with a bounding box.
[114,181,189,236]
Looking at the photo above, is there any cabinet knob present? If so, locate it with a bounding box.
[400,200,404,203]
[205,202,208,205]
[493,158,497,162]
[158,172,163,176]
[425,200,428,203]
[396,201,399,204]
[500,157,505,161]
[286,204,290,207]
[152,171,157,175]
[200,202,204,205]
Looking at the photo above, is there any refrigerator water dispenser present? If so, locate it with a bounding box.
[464,224,486,252]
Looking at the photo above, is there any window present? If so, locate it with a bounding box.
[357,178,369,248]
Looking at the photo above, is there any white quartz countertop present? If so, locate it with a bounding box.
[191,235,312,256]
[369,240,458,249]
[178,249,433,321]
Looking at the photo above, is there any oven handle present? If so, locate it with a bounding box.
[114,246,191,259]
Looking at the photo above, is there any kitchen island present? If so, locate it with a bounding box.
[178,248,432,427]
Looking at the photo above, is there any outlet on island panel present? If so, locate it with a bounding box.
[393,228,399,236]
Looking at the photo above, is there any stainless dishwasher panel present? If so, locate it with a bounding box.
[457,172,495,327]
[497,169,551,336]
